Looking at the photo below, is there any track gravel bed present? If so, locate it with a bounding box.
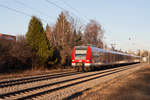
[75,64,150,100]
[0,65,128,96]
[0,64,145,100]
[0,71,79,87]
[38,64,145,100]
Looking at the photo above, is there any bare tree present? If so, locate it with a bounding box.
[67,14,85,46]
[52,12,71,48]
[17,35,25,43]
[142,50,148,57]
[46,24,55,46]
[45,12,73,65]
[84,20,104,48]
[0,37,40,73]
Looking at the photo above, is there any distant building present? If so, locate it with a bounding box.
[0,33,16,41]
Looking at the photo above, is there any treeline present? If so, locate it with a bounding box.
[0,37,38,73]
[0,12,104,73]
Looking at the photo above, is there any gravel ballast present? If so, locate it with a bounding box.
[0,64,146,100]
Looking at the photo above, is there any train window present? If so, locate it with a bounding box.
[75,54,86,60]
[92,51,99,57]
[75,49,87,60]
[103,52,108,63]
[75,50,87,54]
[99,52,103,56]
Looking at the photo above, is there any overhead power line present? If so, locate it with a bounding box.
[14,0,54,20]
[45,0,66,11]
[45,0,88,22]
[0,4,47,22]
[60,0,89,22]
[61,0,89,21]
[0,4,31,17]
[61,0,80,15]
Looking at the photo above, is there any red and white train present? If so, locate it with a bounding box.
[72,45,140,71]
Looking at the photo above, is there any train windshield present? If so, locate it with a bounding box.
[75,47,87,60]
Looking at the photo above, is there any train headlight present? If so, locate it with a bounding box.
[72,60,75,62]
[86,60,90,62]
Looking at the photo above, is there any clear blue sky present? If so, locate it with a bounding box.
[0,0,150,51]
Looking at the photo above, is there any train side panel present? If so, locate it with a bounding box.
[72,45,140,71]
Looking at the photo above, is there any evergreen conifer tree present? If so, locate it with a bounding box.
[26,16,54,65]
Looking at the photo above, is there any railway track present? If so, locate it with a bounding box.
[0,64,146,100]
[0,71,81,88]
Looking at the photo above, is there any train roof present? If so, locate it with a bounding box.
[74,45,140,57]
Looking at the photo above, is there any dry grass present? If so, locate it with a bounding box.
[75,64,150,100]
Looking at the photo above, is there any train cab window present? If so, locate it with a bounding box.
[75,49,87,60]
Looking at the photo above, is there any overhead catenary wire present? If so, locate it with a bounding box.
[60,0,89,21]
[0,4,31,17]
[0,4,48,22]
[61,0,79,14]
[45,0,88,23]
[14,0,54,20]
[45,0,66,11]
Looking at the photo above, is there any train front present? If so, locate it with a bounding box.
[71,46,91,67]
